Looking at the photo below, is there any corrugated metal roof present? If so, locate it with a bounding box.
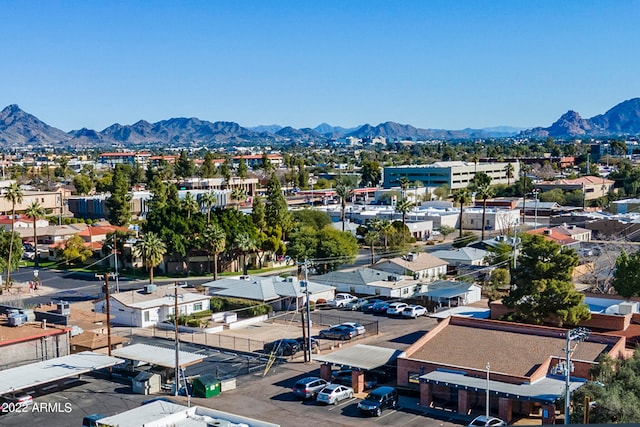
[112,343,205,368]
[0,351,123,395]
[314,344,405,370]
[421,371,586,404]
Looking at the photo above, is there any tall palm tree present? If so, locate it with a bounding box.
[134,232,166,284]
[204,223,226,280]
[181,192,198,219]
[334,182,353,232]
[504,163,515,187]
[234,232,256,275]
[452,188,471,238]
[231,187,247,210]
[475,182,495,241]
[395,198,415,245]
[371,218,394,250]
[25,201,45,267]
[4,182,23,286]
[200,191,217,224]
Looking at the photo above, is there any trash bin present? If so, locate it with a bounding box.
[192,374,221,398]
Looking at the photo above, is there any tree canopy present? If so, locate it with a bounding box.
[611,249,640,299]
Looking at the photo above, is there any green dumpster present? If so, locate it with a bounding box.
[192,374,221,398]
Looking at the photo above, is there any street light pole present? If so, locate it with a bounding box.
[113,234,119,293]
[486,362,490,423]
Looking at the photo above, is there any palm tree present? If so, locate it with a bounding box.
[395,198,415,245]
[25,201,45,267]
[398,177,410,198]
[4,182,23,286]
[234,232,256,275]
[181,192,198,219]
[134,232,166,284]
[334,182,353,231]
[475,183,495,241]
[452,188,471,238]
[231,187,247,210]
[371,218,394,250]
[504,163,515,186]
[200,191,217,224]
[364,230,379,266]
[204,223,226,280]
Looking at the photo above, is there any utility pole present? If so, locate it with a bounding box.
[174,281,180,396]
[304,259,312,362]
[103,274,112,356]
[113,234,119,293]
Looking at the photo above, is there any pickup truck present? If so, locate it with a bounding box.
[327,293,358,308]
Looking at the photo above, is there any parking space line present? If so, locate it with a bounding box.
[327,398,356,411]
[377,409,398,419]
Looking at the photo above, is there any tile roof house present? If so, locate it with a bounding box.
[372,252,447,281]
[526,227,583,249]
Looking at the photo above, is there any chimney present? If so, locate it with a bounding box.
[543,229,552,235]
[42,319,47,329]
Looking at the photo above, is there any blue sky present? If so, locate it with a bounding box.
[2,1,639,132]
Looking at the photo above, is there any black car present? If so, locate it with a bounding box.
[295,337,319,352]
[263,339,300,356]
[357,386,398,416]
[361,299,384,312]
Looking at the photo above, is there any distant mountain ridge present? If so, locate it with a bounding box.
[520,98,640,138]
[1,99,639,148]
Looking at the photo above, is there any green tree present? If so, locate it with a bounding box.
[251,196,266,232]
[237,157,248,179]
[287,225,358,273]
[135,232,167,284]
[611,249,640,299]
[364,229,379,265]
[203,223,226,280]
[265,174,293,238]
[73,174,93,195]
[3,182,23,286]
[452,188,471,238]
[175,149,195,178]
[25,201,45,267]
[504,163,515,186]
[106,164,132,226]
[56,234,93,265]
[371,218,394,250]
[200,151,216,178]
[360,160,382,187]
[433,184,450,201]
[0,231,22,289]
[503,234,589,326]
[395,198,415,233]
[231,187,247,210]
[234,232,257,275]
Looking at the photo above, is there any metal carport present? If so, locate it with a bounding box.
[0,351,123,395]
[112,343,205,368]
[314,344,405,370]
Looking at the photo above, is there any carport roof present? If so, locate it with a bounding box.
[314,344,405,370]
[112,343,205,368]
[0,351,123,395]
[421,370,586,404]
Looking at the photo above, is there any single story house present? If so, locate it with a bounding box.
[415,280,482,308]
[372,252,447,282]
[429,247,489,267]
[202,275,335,312]
[312,267,421,299]
[93,287,211,328]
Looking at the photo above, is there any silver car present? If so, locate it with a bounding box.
[316,384,354,405]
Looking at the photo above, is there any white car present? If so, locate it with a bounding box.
[327,293,358,308]
[468,415,507,426]
[316,384,354,405]
[386,302,408,316]
[402,305,427,318]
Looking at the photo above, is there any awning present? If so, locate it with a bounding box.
[0,351,123,395]
[314,344,405,370]
[112,343,205,368]
[421,370,586,404]
[420,287,470,299]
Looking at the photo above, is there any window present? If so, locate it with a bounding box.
[375,289,381,296]
[144,311,150,322]
[193,302,203,311]
[350,286,356,294]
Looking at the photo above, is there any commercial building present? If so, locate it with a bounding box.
[383,161,519,191]
[536,176,615,201]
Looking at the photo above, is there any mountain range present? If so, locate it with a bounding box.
[1,98,640,148]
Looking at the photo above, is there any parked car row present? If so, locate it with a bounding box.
[292,377,399,417]
[318,322,366,340]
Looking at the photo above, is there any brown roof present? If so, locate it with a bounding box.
[0,318,70,347]
[70,331,128,350]
[407,321,610,378]
[374,252,447,273]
